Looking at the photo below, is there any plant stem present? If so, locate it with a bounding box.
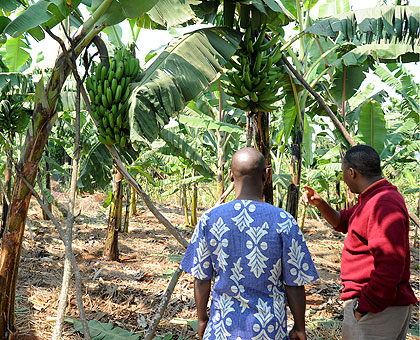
[281,54,356,146]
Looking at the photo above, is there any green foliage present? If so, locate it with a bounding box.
[160,129,214,179]
[67,318,140,340]
[0,36,31,72]
[355,100,387,154]
[4,0,83,38]
[129,27,241,144]
[306,6,420,65]
[91,0,158,26]
[147,0,197,27]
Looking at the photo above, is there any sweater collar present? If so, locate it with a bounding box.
[358,178,388,202]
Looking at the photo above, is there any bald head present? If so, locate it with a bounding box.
[231,147,266,179]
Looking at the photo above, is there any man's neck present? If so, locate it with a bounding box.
[359,176,384,194]
[234,184,264,202]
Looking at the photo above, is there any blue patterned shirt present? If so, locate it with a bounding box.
[181,200,319,340]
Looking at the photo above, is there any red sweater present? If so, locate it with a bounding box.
[336,179,417,313]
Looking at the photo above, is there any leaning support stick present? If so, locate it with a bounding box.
[143,267,183,340]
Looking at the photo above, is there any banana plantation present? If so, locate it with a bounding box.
[0,0,419,339]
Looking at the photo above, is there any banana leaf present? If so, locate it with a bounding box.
[356,99,387,154]
[374,63,420,117]
[147,0,197,27]
[160,129,215,178]
[0,37,31,72]
[178,112,243,134]
[305,6,420,65]
[4,0,83,38]
[129,26,242,144]
[383,140,420,166]
[0,0,21,12]
[91,0,158,26]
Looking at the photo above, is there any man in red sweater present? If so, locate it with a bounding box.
[302,145,417,340]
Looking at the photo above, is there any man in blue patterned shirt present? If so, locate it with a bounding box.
[181,147,318,340]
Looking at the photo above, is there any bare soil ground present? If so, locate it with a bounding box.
[11,193,420,340]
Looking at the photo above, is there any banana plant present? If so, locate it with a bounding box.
[306,6,420,65]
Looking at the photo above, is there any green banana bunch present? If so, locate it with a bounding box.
[0,99,28,135]
[86,48,141,148]
[223,24,286,113]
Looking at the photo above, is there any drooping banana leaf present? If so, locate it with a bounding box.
[318,0,350,18]
[306,6,420,65]
[356,99,387,154]
[4,0,83,38]
[383,140,420,167]
[147,0,198,27]
[178,112,243,134]
[79,142,138,192]
[91,0,158,27]
[129,27,242,144]
[160,129,214,178]
[374,63,420,117]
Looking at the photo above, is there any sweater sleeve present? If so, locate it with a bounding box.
[357,198,409,313]
[335,205,356,234]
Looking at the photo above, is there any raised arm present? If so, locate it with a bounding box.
[302,186,341,228]
[194,278,211,339]
[285,285,307,340]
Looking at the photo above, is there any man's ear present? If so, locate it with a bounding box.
[349,167,357,179]
[263,167,270,184]
[228,169,234,182]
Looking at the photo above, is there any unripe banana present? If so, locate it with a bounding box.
[97,83,103,96]
[121,86,130,102]
[253,26,267,51]
[98,134,111,145]
[253,52,263,75]
[105,134,115,145]
[115,85,122,103]
[95,63,104,81]
[102,116,109,129]
[116,114,122,129]
[259,34,280,51]
[120,136,127,147]
[106,88,113,107]
[101,94,109,108]
[243,69,253,91]
[115,65,124,81]
[88,90,95,102]
[251,92,259,103]
[111,78,118,96]
[100,66,107,83]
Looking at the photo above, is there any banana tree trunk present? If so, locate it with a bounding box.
[0,1,110,334]
[253,111,273,205]
[129,185,137,216]
[123,183,130,233]
[103,170,123,261]
[0,108,54,338]
[191,182,198,226]
[285,139,303,220]
[0,154,11,239]
[335,178,341,210]
[42,148,52,221]
[216,79,226,200]
[181,184,190,226]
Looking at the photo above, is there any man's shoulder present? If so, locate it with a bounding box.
[203,201,294,219]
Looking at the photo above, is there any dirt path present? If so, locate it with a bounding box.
[12,195,419,339]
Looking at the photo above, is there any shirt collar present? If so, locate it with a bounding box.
[358,178,387,201]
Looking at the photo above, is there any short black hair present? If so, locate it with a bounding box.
[343,145,382,177]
